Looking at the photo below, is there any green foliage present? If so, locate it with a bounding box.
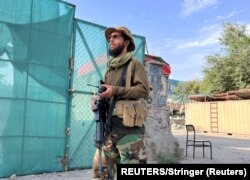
[203,23,250,93]
[156,142,181,164]
[173,80,202,96]
[157,153,181,164]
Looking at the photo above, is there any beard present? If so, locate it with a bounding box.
[108,44,124,57]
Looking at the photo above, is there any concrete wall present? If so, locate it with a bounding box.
[144,60,179,163]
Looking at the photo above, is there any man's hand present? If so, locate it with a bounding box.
[99,84,113,98]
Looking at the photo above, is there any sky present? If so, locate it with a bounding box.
[66,0,250,81]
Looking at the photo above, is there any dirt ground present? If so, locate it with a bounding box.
[173,128,250,164]
[2,128,250,180]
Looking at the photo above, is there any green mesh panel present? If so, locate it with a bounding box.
[0,0,146,177]
[0,0,75,178]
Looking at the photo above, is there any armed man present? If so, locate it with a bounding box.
[91,26,150,180]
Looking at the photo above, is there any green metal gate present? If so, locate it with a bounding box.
[0,0,146,178]
[0,0,75,177]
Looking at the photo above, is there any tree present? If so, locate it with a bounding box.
[173,80,201,96]
[203,23,250,93]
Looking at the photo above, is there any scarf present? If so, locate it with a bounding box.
[108,52,132,69]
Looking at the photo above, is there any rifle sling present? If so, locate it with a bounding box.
[105,60,130,134]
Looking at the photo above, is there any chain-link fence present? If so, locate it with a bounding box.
[0,0,145,178]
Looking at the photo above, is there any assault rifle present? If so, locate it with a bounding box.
[91,80,108,149]
[88,80,112,179]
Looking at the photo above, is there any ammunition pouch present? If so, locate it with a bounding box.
[113,100,147,127]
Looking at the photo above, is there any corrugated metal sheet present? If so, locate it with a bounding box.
[185,100,250,135]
